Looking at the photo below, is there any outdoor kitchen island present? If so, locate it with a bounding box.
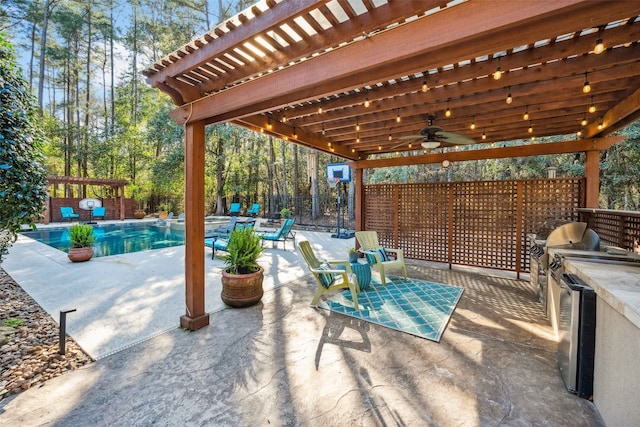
[560,254,640,427]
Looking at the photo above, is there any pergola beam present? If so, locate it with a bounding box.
[354,137,625,169]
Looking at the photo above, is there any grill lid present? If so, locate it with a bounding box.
[544,222,600,251]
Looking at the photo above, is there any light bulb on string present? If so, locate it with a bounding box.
[583,72,591,94]
[594,38,604,54]
[588,96,596,114]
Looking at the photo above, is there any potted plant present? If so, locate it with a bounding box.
[220,227,265,307]
[280,208,291,225]
[158,203,169,220]
[348,247,359,263]
[280,208,291,218]
[68,224,95,262]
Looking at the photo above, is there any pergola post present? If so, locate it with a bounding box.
[354,168,364,232]
[180,119,209,331]
[585,149,600,208]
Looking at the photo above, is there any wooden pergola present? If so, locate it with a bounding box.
[143,0,640,330]
[47,176,128,222]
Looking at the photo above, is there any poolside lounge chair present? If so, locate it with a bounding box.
[212,216,238,235]
[204,237,229,259]
[60,207,80,222]
[229,203,241,216]
[92,207,106,220]
[355,230,407,286]
[261,218,296,250]
[299,240,360,310]
[246,203,261,217]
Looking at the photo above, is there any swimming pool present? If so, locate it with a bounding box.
[22,222,185,257]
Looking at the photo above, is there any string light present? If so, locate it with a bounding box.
[267,118,272,130]
[355,120,360,131]
[583,71,591,94]
[577,130,582,137]
[581,114,588,127]
[352,148,355,153]
[470,116,476,130]
[506,86,513,104]
[396,110,401,123]
[422,79,428,92]
[523,106,529,120]
[364,97,370,108]
[408,143,412,148]
[528,121,533,133]
[589,96,596,114]
[321,123,325,135]
[493,57,502,80]
[594,38,604,54]
[293,127,297,139]
[282,113,287,122]
[598,117,603,130]
[445,100,451,117]
[482,129,487,140]
[318,105,323,114]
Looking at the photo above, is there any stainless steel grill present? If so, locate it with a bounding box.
[529,223,600,316]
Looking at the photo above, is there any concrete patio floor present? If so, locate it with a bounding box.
[0,225,604,425]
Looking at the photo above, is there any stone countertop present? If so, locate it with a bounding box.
[563,257,640,329]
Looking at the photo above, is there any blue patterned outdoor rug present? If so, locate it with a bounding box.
[319,276,463,342]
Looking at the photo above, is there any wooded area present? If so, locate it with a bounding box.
[2,0,639,220]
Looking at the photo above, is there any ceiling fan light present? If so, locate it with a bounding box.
[421,141,440,150]
[594,38,604,54]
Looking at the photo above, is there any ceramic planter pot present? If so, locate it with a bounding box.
[221,267,264,307]
[68,247,94,262]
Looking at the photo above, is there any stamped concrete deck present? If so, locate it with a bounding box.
[0,224,604,426]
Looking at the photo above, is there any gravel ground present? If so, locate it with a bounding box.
[0,268,92,401]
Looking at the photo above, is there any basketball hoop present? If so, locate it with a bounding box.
[327,177,340,188]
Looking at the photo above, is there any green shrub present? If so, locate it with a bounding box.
[222,227,263,274]
[69,224,95,248]
[0,34,48,263]
[280,208,291,218]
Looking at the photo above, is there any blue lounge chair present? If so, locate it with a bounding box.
[204,237,229,259]
[246,203,260,217]
[229,203,241,216]
[60,207,80,222]
[92,207,106,220]
[261,218,296,250]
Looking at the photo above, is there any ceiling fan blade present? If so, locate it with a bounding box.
[435,131,476,145]
[398,135,423,141]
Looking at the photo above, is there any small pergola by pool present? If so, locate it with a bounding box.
[143,1,640,330]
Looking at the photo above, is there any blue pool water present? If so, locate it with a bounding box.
[22,223,185,257]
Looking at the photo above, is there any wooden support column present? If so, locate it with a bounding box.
[119,184,125,220]
[354,168,364,232]
[181,119,209,330]
[585,149,600,209]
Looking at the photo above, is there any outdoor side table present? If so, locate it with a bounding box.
[350,262,372,290]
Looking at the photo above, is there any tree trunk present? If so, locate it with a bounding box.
[37,0,51,116]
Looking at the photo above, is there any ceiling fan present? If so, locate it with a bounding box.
[397,115,475,150]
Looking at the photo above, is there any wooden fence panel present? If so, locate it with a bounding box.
[364,178,584,273]
[398,183,449,263]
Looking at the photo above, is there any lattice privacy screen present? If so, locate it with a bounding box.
[364,178,584,273]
